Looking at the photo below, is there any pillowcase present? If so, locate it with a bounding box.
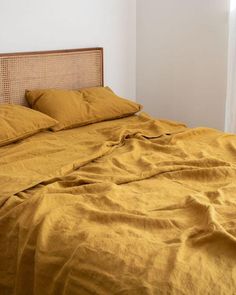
[0,104,58,147]
[25,87,142,131]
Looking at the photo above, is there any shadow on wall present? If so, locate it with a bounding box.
[136,0,229,130]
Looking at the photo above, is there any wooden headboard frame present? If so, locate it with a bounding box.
[0,47,104,105]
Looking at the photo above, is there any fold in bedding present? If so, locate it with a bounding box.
[0,113,236,295]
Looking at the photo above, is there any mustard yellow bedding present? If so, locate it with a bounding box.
[0,113,236,295]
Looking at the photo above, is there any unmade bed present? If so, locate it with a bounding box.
[0,48,236,295]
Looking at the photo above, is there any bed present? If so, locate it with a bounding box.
[0,48,236,295]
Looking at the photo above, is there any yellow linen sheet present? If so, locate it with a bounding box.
[0,113,236,295]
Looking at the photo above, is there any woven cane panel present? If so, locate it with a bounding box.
[0,48,103,105]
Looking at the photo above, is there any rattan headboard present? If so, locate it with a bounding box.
[0,47,104,105]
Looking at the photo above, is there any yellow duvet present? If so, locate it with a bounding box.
[0,113,236,295]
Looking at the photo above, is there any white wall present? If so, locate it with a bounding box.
[0,0,136,100]
[137,0,229,130]
[225,0,236,133]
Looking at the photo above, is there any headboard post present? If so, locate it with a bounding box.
[0,47,104,105]
[1,59,10,103]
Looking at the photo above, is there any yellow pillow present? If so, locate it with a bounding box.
[0,104,58,147]
[25,87,142,131]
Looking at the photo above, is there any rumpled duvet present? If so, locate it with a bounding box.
[0,113,236,295]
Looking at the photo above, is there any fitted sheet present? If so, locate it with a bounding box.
[0,113,236,295]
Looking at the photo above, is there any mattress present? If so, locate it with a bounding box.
[0,112,236,294]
